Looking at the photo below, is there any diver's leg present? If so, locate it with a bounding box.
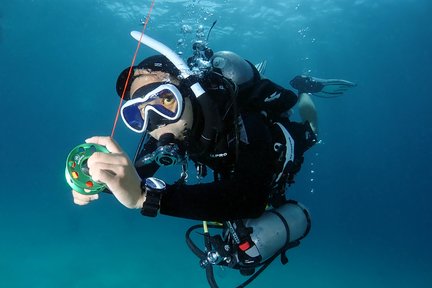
[298,93,318,135]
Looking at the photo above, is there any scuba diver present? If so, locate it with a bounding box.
[69,32,355,287]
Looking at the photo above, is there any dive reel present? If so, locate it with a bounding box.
[65,143,109,194]
[186,200,311,288]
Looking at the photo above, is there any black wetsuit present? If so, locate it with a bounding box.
[136,78,299,222]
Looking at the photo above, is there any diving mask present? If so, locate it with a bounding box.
[121,83,184,133]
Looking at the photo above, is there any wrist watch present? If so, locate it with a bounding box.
[141,177,166,217]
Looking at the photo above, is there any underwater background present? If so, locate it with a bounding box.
[0,0,431,287]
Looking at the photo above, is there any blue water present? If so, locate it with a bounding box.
[1,0,431,287]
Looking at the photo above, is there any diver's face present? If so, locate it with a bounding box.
[130,70,194,141]
[148,97,193,141]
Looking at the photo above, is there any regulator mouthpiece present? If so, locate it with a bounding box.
[140,133,186,167]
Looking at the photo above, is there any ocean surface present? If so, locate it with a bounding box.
[1,0,431,287]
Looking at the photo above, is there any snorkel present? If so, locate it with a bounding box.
[130,31,204,97]
[130,31,224,154]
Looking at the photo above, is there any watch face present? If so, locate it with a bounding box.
[145,177,166,191]
[141,177,165,217]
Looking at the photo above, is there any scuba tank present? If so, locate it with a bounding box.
[244,200,311,263]
[186,200,311,288]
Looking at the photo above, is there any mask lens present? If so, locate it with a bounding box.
[122,103,144,131]
[121,84,183,133]
[141,89,179,117]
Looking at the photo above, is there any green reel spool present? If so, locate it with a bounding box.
[65,143,109,195]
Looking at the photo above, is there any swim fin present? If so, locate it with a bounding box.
[290,75,356,98]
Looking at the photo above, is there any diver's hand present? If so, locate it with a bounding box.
[84,136,144,209]
[72,190,99,206]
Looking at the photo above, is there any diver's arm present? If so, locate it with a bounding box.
[249,78,298,115]
[298,93,318,135]
[159,114,274,222]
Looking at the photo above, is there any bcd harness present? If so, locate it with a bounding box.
[195,66,318,206]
